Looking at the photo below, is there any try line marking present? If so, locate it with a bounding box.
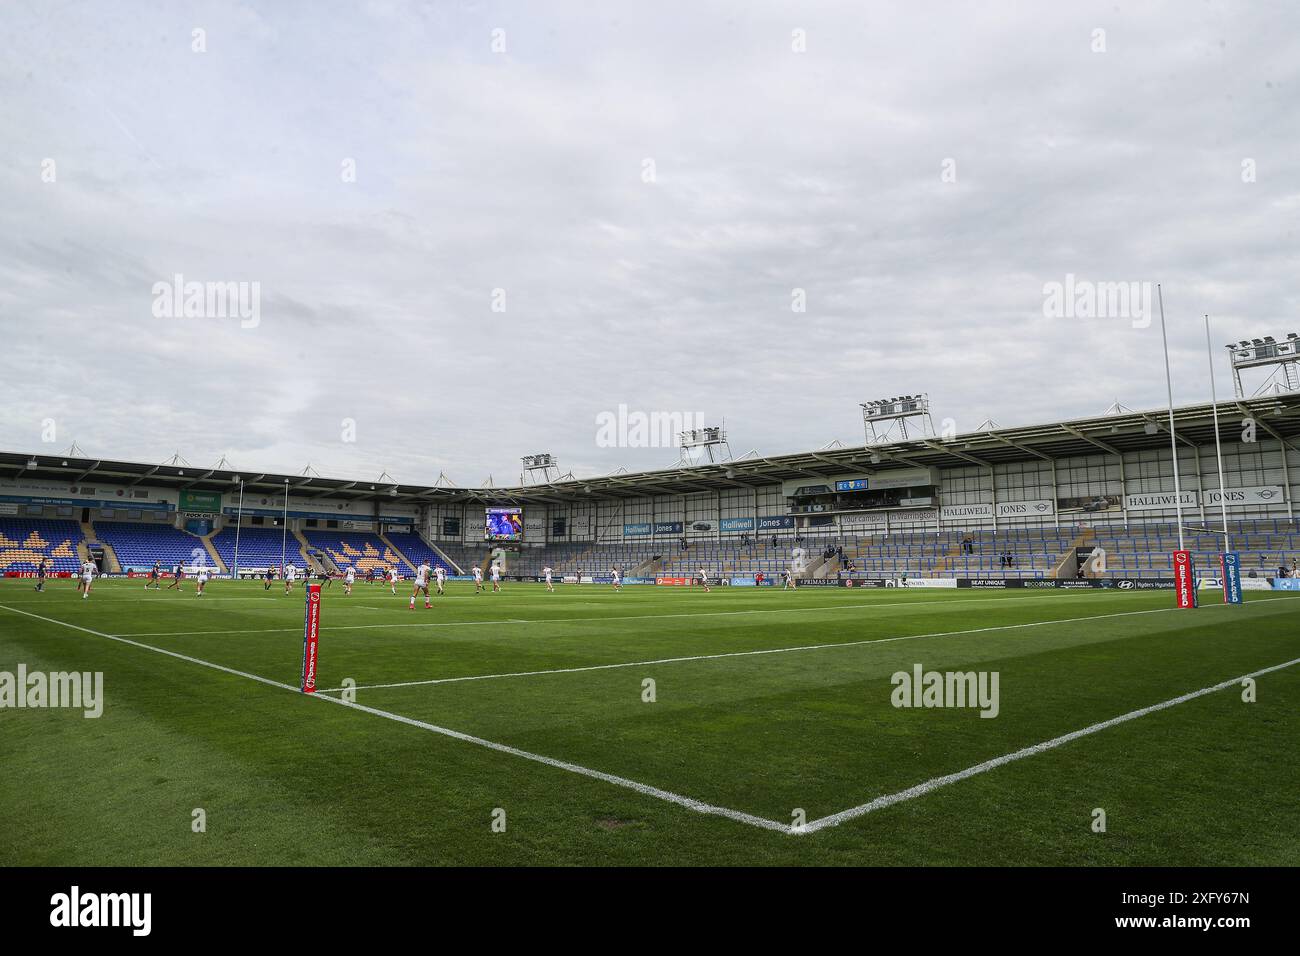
[1,599,1293,837]
[320,597,1294,692]
[0,602,785,834]
[107,593,1104,638]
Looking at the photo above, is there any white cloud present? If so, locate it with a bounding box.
[1,1,1298,484]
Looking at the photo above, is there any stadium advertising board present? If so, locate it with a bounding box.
[1272,577,1300,590]
[624,523,651,536]
[890,508,939,525]
[178,489,222,514]
[940,503,992,520]
[720,518,754,532]
[757,515,795,530]
[840,511,888,528]
[899,577,958,588]
[1205,485,1285,507]
[1126,491,1200,512]
[485,507,524,541]
[996,498,1056,518]
[653,521,683,534]
[1057,494,1121,516]
[655,576,693,586]
[951,578,1186,589]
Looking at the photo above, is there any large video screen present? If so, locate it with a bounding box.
[485,506,524,541]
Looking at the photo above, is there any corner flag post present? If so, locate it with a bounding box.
[301,582,321,693]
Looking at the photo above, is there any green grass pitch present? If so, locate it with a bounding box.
[1,577,1297,866]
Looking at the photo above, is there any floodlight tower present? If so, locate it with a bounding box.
[1225,333,1300,398]
[676,426,732,466]
[860,394,936,444]
[520,453,561,485]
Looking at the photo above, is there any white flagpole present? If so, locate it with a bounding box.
[281,478,289,572]
[1157,284,1187,552]
[1205,315,1232,554]
[233,479,244,578]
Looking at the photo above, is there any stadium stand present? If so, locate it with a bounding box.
[1088,519,1300,580]
[384,531,455,572]
[0,518,84,572]
[210,525,304,571]
[300,530,407,575]
[92,521,213,572]
[490,522,1300,582]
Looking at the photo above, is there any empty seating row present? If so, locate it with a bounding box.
[0,519,84,572]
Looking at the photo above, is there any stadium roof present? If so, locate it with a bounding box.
[3,393,1299,505]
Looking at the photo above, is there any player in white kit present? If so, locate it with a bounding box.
[698,568,711,592]
[473,566,484,593]
[782,568,796,590]
[490,565,502,593]
[196,567,210,596]
[344,566,356,595]
[388,566,400,594]
[410,562,432,609]
[543,566,554,592]
[434,566,446,595]
[610,568,621,591]
[79,559,96,599]
[284,563,297,594]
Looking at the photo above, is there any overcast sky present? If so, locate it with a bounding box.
[2,1,1297,487]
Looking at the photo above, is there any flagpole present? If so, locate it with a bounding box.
[281,478,289,572]
[233,479,244,578]
[1157,284,1186,551]
[1205,315,1232,554]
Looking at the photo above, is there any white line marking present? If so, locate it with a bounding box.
[318,598,1290,693]
[0,602,787,834]
[800,654,1300,834]
[107,594,1106,638]
[4,597,1292,836]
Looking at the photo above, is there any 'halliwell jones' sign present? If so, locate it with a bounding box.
[301,583,321,693]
